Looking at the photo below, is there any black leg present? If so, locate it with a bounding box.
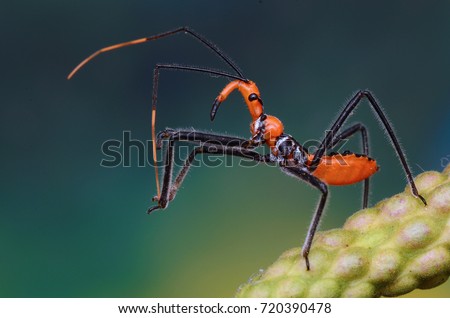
[327,123,370,208]
[167,146,205,203]
[167,144,266,202]
[312,90,426,205]
[148,129,267,213]
[281,166,328,271]
[157,137,175,210]
[155,129,254,149]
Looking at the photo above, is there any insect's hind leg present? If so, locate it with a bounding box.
[312,90,426,205]
[327,123,370,208]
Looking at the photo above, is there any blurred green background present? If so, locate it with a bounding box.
[1,1,449,297]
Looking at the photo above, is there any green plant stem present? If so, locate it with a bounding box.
[236,164,450,297]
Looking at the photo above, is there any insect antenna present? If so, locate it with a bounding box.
[151,64,248,199]
[67,26,245,79]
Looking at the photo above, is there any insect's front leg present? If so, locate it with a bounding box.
[147,129,268,214]
[148,136,176,213]
[153,128,176,149]
[148,128,184,212]
[241,131,264,149]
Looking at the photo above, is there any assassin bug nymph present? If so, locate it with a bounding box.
[68,27,427,270]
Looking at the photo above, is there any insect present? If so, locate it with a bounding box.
[68,27,427,270]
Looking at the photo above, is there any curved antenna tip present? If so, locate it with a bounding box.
[210,98,221,121]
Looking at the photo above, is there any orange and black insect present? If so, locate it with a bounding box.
[68,27,427,270]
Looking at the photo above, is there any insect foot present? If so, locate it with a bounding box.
[236,164,450,298]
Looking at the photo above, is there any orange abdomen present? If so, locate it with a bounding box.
[308,153,379,185]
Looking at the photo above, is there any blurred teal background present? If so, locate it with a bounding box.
[1,1,449,297]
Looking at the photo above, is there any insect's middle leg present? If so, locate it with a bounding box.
[281,166,328,271]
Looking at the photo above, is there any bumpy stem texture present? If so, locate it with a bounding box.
[236,164,450,297]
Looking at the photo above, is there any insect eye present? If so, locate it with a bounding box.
[248,93,258,101]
